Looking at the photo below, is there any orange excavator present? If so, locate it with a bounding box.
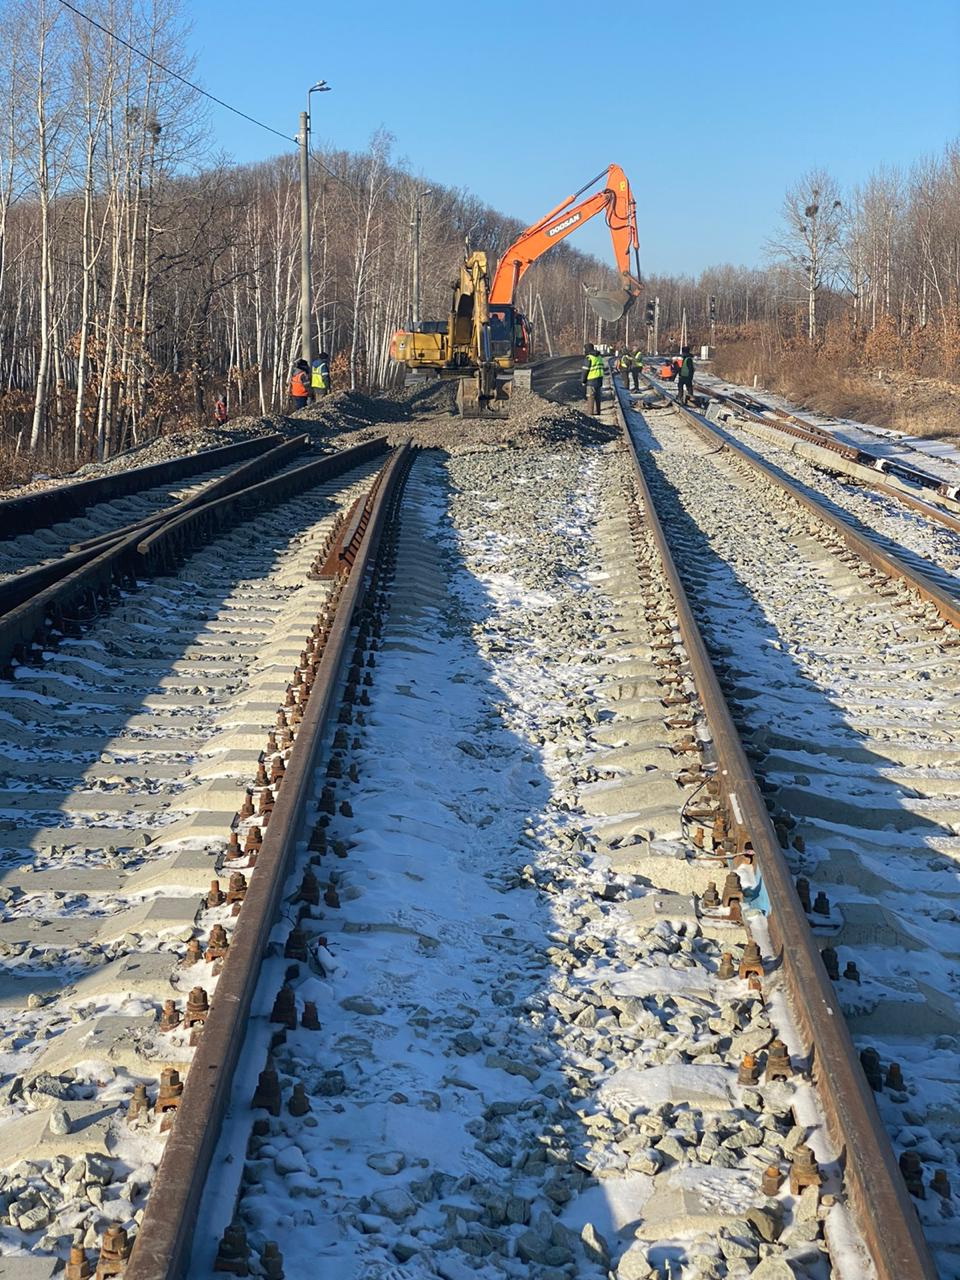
[389,164,641,414]
[489,163,641,323]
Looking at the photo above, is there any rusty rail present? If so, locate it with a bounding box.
[125,441,414,1280]
[0,436,312,619]
[612,377,937,1280]
[0,432,285,540]
[639,374,960,627]
[670,374,958,505]
[0,438,391,673]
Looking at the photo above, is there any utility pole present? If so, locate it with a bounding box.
[299,81,331,367]
[680,306,688,350]
[410,187,433,329]
[653,296,660,357]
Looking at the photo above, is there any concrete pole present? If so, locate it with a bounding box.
[411,200,422,330]
[653,296,660,357]
[298,109,312,367]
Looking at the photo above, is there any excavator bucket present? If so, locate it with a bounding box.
[456,377,482,418]
[585,286,634,323]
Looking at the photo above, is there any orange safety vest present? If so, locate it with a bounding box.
[290,370,310,397]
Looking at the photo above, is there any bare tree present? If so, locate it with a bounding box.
[768,169,845,344]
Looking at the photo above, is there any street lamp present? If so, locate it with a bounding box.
[299,80,331,366]
[410,186,433,330]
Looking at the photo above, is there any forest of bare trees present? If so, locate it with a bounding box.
[1,0,958,475]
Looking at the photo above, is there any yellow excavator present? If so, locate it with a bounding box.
[389,250,515,417]
[389,164,641,417]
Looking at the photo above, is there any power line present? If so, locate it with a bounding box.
[56,0,296,144]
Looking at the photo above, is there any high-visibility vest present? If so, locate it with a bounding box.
[633,350,645,364]
[619,353,633,369]
[290,371,310,397]
[586,353,605,380]
[311,360,329,389]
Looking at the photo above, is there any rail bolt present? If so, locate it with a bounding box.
[244,825,263,855]
[261,1242,284,1280]
[859,1047,883,1092]
[324,883,341,909]
[886,1061,905,1092]
[765,1039,792,1081]
[156,1067,184,1114]
[820,946,840,980]
[843,960,861,984]
[227,831,241,857]
[271,757,286,784]
[184,986,210,1028]
[214,1221,251,1276]
[701,882,720,910]
[320,786,336,815]
[716,953,736,981]
[721,872,743,907]
[182,938,203,967]
[239,790,255,819]
[159,999,181,1031]
[66,1243,93,1280]
[127,1082,152,1122]
[207,879,225,909]
[299,868,320,906]
[284,928,309,962]
[932,1168,951,1200]
[227,872,248,905]
[899,1150,925,1199]
[339,800,354,818]
[812,890,831,917]
[327,756,343,779]
[95,1224,131,1278]
[789,1144,822,1195]
[255,762,269,787]
[258,787,275,816]
[302,1000,321,1031]
[252,1066,281,1116]
[288,1082,311,1116]
[205,924,230,962]
[738,1053,761,1085]
[738,941,764,980]
[270,985,298,1030]
[761,1164,783,1196]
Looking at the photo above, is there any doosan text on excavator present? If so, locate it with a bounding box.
[389,165,641,417]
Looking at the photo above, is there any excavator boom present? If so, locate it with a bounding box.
[489,164,641,320]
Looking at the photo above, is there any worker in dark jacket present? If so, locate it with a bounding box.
[676,346,695,405]
[288,359,312,414]
[581,344,606,415]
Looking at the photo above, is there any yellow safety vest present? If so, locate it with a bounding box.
[586,354,605,380]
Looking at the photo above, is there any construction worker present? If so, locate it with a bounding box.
[630,347,644,391]
[676,346,695,406]
[581,343,605,416]
[213,395,228,425]
[288,359,312,414]
[618,349,634,385]
[311,351,331,397]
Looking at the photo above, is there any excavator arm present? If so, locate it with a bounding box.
[488,163,641,320]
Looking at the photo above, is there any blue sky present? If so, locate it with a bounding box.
[188,0,960,276]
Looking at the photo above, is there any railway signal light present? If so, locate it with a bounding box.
[645,300,655,325]
[709,295,716,321]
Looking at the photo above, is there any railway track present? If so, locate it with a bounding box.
[0,364,955,1279]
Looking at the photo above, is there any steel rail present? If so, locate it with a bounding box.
[125,440,414,1280]
[0,436,312,619]
[611,377,937,1279]
[674,376,960,509]
[0,437,390,673]
[0,432,284,540]
[638,373,960,628]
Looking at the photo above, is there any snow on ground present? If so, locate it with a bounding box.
[626,401,960,1277]
[198,445,867,1280]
